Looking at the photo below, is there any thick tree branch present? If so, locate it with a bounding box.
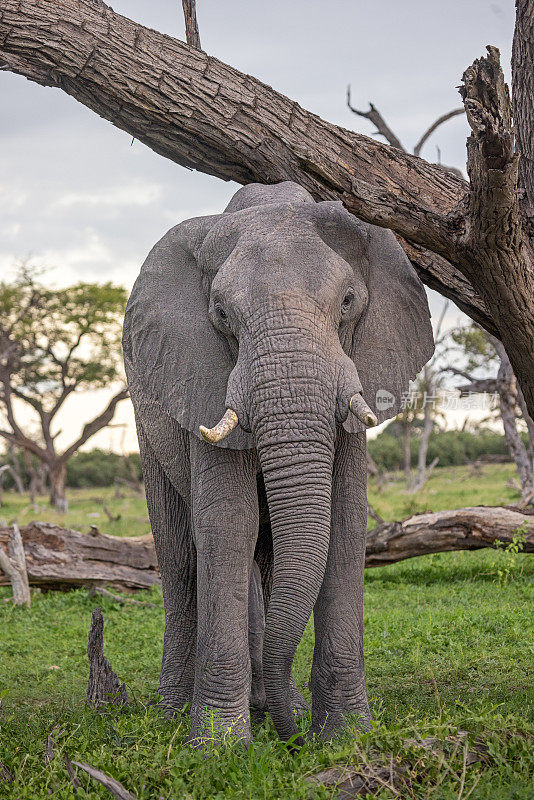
[512,0,534,234]
[457,45,534,418]
[0,2,465,266]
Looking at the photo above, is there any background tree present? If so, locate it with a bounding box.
[0,267,128,512]
[449,323,534,506]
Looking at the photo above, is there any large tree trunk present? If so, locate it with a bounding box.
[48,460,68,513]
[2,511,532,592]
[0,2,532,412]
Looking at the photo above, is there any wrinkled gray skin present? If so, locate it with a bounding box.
[123,182,434,746]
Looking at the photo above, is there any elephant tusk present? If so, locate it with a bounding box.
[199,409,239,443]
[349,393,378,428]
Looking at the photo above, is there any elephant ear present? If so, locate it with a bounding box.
[313,202,434,433]
[123,215,254,449]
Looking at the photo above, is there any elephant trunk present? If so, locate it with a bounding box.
[258,428,333,742]
[246,337,338,742]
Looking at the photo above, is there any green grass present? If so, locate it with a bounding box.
[0,465,533,799]
[0,486,150,539]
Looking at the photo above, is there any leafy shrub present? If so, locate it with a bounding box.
[66,449,142,488]
[368,427,511,471]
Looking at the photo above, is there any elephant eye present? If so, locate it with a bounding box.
[341,289,355,312]
[215,303,228,322]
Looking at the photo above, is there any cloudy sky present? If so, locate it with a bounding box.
[0,1,514,450]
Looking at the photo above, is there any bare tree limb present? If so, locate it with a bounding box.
[59,387,129,462]
[413,108,465,158]
[346,86,404,150]
[72,760,136,800]
[512,0,534,234]
[181,0,201,50]
[456,377,499,395]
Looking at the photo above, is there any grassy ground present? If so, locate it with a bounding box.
[0,464,533,799]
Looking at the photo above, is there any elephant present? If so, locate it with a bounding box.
[122,181,434,746]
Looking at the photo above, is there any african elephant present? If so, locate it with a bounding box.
[123,181,434,746]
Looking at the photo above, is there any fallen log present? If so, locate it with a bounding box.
[0,522,158,591]
[365,506,534,568]
[0,509,532,592]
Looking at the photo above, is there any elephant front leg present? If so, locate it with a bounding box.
[136,420,196,713]
[310,429,371,739]
[189,440,259,746]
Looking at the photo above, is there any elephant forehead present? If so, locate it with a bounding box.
[200,203,358,281]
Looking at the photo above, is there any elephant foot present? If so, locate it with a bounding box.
[148,691,190,719]
[187,704,252,749]
[289,681,310,720]
[310,705,372,742]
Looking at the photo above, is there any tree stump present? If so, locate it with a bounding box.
[0,522,30,606]
[86,607,127,708]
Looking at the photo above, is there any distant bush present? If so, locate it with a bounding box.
[368,427,511,471]
[66,450,142,488]
[0,448,142,490]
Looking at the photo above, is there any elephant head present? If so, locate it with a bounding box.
[123,181,434,739]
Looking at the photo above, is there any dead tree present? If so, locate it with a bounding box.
[1,2,534,416]
[347,86,464,171]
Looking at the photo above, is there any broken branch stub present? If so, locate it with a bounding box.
[0,522,30,606]
[86,607,128,708]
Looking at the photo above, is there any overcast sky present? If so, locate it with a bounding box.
[0,1,515,450]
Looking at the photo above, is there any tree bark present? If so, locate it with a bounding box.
[2,511,531,591]
[0,2,533,412]
[458,45,534,419]
[365,506,534,567]
[512,0,534,235]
